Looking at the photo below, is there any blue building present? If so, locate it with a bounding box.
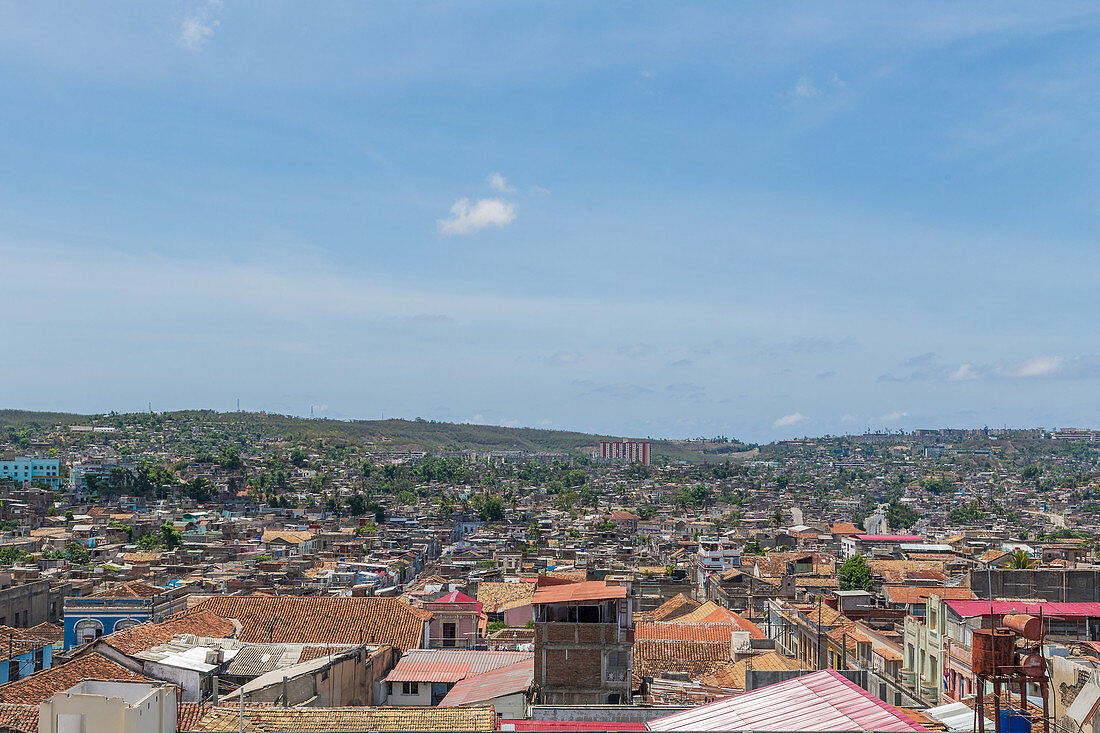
[63,582,190,649]
[0,629,53,683]
[0,457,61,489]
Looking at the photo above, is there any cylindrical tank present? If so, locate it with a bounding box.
[1000,709,1032,733]
[1020,653,1047,678]
[1004,614,1044,641]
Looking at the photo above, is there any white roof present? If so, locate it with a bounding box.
[925,700,994,732]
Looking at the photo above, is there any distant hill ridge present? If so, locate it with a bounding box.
[0,409,750,463]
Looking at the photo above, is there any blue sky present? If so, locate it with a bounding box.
[2,2,1100,442]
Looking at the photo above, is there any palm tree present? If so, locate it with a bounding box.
[1008,548,1037,569]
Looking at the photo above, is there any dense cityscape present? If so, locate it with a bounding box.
[0,411,1096,730]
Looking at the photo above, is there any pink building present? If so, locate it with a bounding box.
[425,590,483,649]
[599,440,650,466]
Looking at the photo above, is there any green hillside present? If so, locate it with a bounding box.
[0,409,747,463]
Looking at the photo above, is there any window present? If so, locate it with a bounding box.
[402,682,419,695]
[74,618,104,644]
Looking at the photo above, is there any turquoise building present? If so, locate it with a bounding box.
[0,458,61,489]
[63,583,190,649]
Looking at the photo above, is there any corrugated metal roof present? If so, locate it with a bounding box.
[947,600,1100,618]
[531,581,627,604]
[439,660,534,706]
[646,669,927,732]
[386,650,533,684]
[501,722,647,731]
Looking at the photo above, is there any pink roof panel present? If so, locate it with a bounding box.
[646,670,927,732]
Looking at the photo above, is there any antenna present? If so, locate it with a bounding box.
[310,405,314,419]
[237,398,240,412]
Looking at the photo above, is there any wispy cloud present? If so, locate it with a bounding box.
[179,0,222,50]
[573,379,652,400]
[998,355,1064,378]
[948,363,978,381]
[538,351,581,366]
[882,353,1093,383]
[773,412,808,428]
[438,198,517,235]
[488,173,514,193]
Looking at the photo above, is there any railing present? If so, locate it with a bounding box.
[604,667,629,683]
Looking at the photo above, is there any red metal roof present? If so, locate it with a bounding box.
[646,669,927,732]
[385,650,533,683]
[439,659,534,706]
[531,581,627,605]
[946,600,1100,618]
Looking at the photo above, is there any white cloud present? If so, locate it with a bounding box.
[792,75,821,100]
[876,411,910,423]
[179,0,222,50]
[438,197,517,235]
[1000,355,1064,378]
[488,173,514,193]
[949,363,978,381]
[773,412,808,428]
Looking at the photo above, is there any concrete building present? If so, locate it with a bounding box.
[0,457,60,489]
[598,440,650,466]
[0,577,68,628]
[39,681,176,733]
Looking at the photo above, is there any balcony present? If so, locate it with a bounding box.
[899,668,916,687]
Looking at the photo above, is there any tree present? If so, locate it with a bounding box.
[187,478,217,503]
[887,499,919,530]
[743,537,765,555]
[289,448,307,467]
[1021,465,1040,481]
[345,494,367,516]
[65,542,90,565]
[839,555,873,591]
[479,496,505,522]
[1008,548,1037,569]
[923,478,951,495]
[160,522,182,550]
[137,533,161,551]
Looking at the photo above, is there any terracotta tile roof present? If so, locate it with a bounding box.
[632,639,733,684]
[788,603,847,627]
[978,549,1011,563]
[476,582,536,613]
[0,653,148,705]
[868,560,946,584]
[178,702,210,732]
[646,594,701,622]
[187,704,498,731]
[830,523,862,535]
[636,622,743,643]
[0,703,38,733]
[103,608,238,655]
[698,651,802,690]
[192,595,431,651]
[121,552,161,563]
[89,581,164,599]
[25,623,61,644]
[884,586,977,605]
[668,602,764,637]
[260,530,313,545]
